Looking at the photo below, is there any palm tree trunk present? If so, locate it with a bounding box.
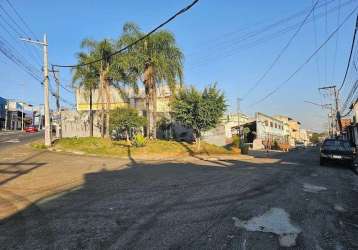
[105,81,110,138]
[99,70,105,138]
[152,83,157,139]
[145,85,150,138]
[104,65,111,138]
[89,88,93,137]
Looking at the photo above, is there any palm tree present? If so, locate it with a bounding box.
[73,38,138,138]
[72,47,99,137]
[118,22,184,139]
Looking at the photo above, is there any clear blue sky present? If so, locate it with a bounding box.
[0,0,357,131]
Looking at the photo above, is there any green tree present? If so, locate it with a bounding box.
[310,132,321,144]
[118,22,184,139]
[110,107,146,142]
[73,38,138,138]
[171,84,226,151]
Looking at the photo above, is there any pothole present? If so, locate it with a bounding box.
[233,208,301,247]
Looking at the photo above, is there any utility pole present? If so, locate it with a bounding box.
[21,34,51,146]
[21,102,24,131]
[50,68,62,139]
[318,85,342,136]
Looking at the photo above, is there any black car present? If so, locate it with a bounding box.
[320,139,354,166]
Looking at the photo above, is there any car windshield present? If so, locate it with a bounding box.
[323,140,351,151]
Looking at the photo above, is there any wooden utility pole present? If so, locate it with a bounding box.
[21,34,52,146]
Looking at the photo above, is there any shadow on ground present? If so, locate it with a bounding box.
[0,147,356,249]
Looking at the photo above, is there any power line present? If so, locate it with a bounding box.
[250,8,358,106]
[338,15,358,90]
[332,0,342,80]
[187,0,353,71]
[50,66,74,93]
[53,0,199,68]
[0,6,42,65]
[4,0,39,40]
[242,0,319,99]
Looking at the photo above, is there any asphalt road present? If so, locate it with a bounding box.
[0,131,43,150]
[0,148,357,249]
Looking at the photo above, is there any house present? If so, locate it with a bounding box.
[243,112,286,150]
[201,113,249,146]
[4,100,26,130]
[76,85,171,114]
[345,100,358,146]
[274,115,303,146]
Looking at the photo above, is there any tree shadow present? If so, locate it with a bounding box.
[0,149,355,249]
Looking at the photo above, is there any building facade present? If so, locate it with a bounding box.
[76,85,171,114]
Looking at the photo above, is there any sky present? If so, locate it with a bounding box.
[0,0,357,132]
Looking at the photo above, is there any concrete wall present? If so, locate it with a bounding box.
[202,124,226,146]
[61,110,101,138]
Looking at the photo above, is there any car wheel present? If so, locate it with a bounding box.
[320,157,325,166]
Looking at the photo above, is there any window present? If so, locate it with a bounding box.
[274,123,277,128]
[270,122,273,127]
[264,120,268,126]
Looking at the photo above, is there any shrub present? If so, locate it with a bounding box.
[133,134,146,147]
[240,143,249,154]
[273,140,279,150]
[232,135,241,148]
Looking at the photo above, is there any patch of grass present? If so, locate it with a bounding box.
[54,137,237,158]
[31,142,47,149]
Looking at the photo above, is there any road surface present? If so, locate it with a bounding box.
[0,147,357,249]
[0,131,43,150]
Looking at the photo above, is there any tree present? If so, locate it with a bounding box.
[310,132,322,144]
[109,107,146,142]
[118,22,184,139]
[73,38,138,138]
[72,49,99,137]
[171,84,226,151]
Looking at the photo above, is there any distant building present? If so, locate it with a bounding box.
[243,112,286,149]
[201,113,249,146]
[5,100,26,130]
[76,85,171,114]
[274,115,303,146]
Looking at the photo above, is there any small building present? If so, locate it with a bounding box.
[201,113,249,146]
[244,112,286,150]
[5,100,25,130]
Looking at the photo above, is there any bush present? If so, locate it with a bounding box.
[232,135,241,148]
[133,134,146,147]
[273,140,279,150]
[240,143,249,154]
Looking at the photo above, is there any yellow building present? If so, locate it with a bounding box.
[76,85,172,113]
[274,115,302,146]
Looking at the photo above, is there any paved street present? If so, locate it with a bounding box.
[0,131,43,150]
[0,146,357,249]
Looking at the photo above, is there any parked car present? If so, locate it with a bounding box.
[25,125,38,133]
[320,139,354,166]
[295,141,305,149]
[352,158,358,172]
